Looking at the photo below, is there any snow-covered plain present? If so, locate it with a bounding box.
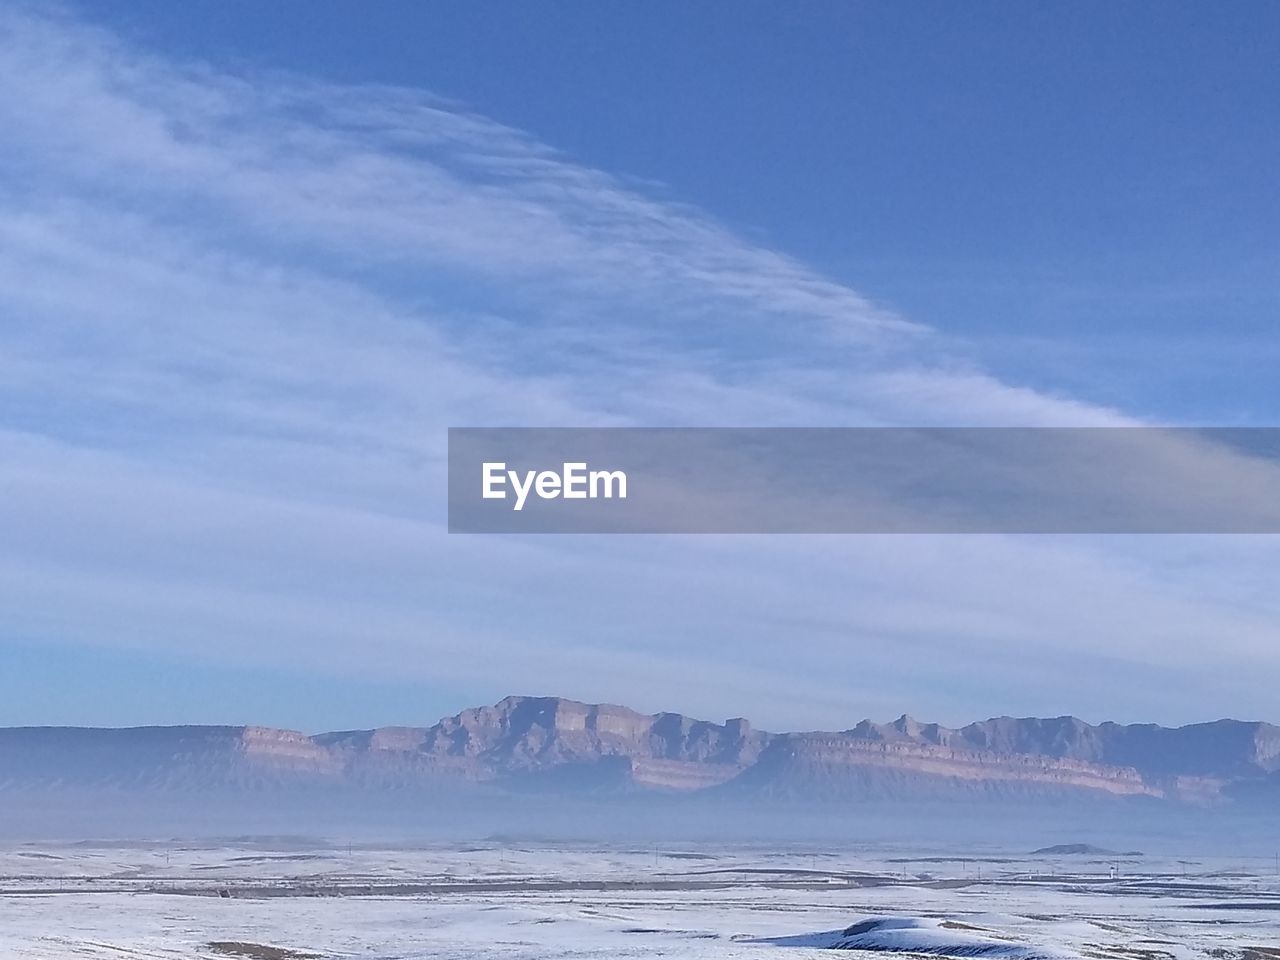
[0,839,1277,960]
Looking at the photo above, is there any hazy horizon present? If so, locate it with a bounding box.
[0,690,1277,735]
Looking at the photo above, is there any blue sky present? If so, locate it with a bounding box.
[0,2,1278,731]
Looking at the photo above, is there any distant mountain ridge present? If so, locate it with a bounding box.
[1,696,1277,805]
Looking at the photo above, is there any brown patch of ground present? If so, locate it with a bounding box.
[207,942,321,960]
[1087,920,1127,933]
[1085,947,1176,960]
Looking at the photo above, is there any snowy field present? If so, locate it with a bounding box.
[1,839,1278,960]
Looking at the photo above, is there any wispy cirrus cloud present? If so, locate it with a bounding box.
[0,4,1277,732]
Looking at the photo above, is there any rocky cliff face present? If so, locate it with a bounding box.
[316,697,768,790]
[729,731,1160,801]
[1,697,1276,804]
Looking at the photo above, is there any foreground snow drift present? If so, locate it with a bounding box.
[758,916,1079,959]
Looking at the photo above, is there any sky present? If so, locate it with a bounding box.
[0,1,1278,732]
